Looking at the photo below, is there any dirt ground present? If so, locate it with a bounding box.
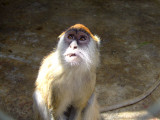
[0,0,160,120]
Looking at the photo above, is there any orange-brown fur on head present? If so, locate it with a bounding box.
[58,24,100,43]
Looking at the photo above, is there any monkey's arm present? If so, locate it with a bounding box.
[47,84,60,110]
[100,77,160,113]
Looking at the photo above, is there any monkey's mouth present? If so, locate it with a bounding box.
[64,53,81,63]
[65,53,77,57]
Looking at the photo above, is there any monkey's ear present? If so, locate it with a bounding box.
[94,35,101,48]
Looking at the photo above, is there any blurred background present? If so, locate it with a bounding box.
[0,0,160,119]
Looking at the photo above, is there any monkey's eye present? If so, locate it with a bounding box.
[68,34,74,39]
[79,36,86,41]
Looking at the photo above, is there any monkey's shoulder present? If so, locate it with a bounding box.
[36,51,63,80]
[41,51,56,64]
[39,51,60,69]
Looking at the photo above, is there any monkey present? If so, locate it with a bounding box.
[32,24,160,120]
[33,24,101,120]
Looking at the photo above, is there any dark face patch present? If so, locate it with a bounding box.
[64,29,90,47]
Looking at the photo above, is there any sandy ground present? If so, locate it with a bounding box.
[0,0,160,119]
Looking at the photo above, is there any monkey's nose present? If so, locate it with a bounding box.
[70,45,77,49]
[70,41,78,49]
[73,46,77,49]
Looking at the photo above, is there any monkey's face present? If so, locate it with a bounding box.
[63,30,90,65]
[58,29,97,67]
